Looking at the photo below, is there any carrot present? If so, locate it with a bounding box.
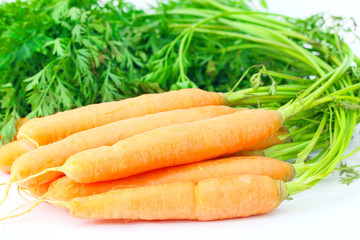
[0,141,29,174]
[223,126,290,157]
[64,174,288,220]
[44,156,294,202]
[244,126,289,151]
[11,106,238,188]
[17,89,226,150]
[26,182,52,198]
[20,109,281,184]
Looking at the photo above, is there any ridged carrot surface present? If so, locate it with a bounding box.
[11,106,237,188]
[0,141,29,174]
[66,175,287,220]
[45,156,294,202]
[224,126,289,157]
[17,89,226,150]
[245,126,289,151]
[60,109,282,183]
[26,182,52,198]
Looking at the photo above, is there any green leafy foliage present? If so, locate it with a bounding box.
[339,162,360,185]
[0,0,160,143]
[0,0,345,143]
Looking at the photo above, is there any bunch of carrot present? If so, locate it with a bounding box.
[1,67,358,221]
[0,0,359,223]
[0,88,297,220]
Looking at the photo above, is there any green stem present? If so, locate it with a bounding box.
[193,28,293,51]
[264,136,327,160]
[295,113,328,163]
[278,52,353,120]
[335,163,360,171]
[286,107,358,195]
[225,85,306,105]
[195,0,297,28]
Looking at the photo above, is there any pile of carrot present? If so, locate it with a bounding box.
[0,88,299,221]
[1,78,359,222]
[0,0,359,225]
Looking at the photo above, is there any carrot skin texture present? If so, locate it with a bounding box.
[26,182,52,198]
[68,175,287,220]
[46,156,294,202]
[64,109,282,183]
[17,89,226,149]
[224,126,289,157]
[12,106,237,188]
[245,126,289,151]
[0,141,29,174]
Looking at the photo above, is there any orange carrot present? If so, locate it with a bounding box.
[0,141,29,174]
[23,109,281,184]
[64,174,287,220]
[26,182,52,198]
[11,106,238,188]
[245,126,289,151]
[223,126,290,157]
[45,156,294,202]
[17,89,226,150]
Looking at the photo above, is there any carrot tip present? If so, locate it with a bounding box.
[17,186,37,203]
[17,132,39,150]
[275,180,288,203]
[0,182,11,206]
[0,199,45,223]
[18,187,40,200]
[13,166,61,187]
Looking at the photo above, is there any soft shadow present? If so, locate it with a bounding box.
[81,213,270,225]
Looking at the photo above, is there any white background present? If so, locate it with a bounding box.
[1,0,360,239]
